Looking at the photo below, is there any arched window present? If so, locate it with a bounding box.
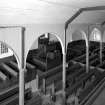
[90,28,101,41]
[72,30,86,41]
[0,42,13,58]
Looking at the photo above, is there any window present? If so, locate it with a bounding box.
[0,42,13,58]
[0,43,8,54]
[72,30,86,41]
[45,33,48,38]
[91,28,101,41]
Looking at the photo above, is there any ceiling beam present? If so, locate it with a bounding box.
[65,9,82,29]
[82,6,105,11]
[65,6,105,29]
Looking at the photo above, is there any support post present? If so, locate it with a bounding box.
[62,28,66,103]
[19,27,25,105]
[51,82,55,97]
[100,37,103,64]
[86,26,89,73]
[63,53,66,93]
[43,78,46,94]
[86,45,89,73]
[19,68,25,105]
[100,26,103,65]
[36,74,39,90]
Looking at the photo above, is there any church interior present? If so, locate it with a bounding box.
[0,0,105,105]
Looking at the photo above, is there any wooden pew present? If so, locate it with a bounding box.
[0,65,12,79]
[1,63,18,77]
[90,58,100,66]
[67,63,82,73]
[67,67,84,84]
[26,62,36,70]
[79,71,105,104]
[42,63,82,90]
[0,71,7,81]
[0,84,19,102]
[0,87,31,105]
[39,64,62,87]
[90,58,98,65]
[73,54,86,62]
[66,69,95,97]
[39,64,62,80]
[6,61,19,73]
[25,62,37,82]
[98,60,105,69]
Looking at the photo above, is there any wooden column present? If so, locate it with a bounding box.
[19,27,25,105]
[19,68,25,105]
[86,26,89,73]
[62,28,66,101]
[100,25,103,65]
[86,44,89,73]
[43,78,46,94]
[36,74,39,90]
[63,53,66,92]
[100,36,103,64]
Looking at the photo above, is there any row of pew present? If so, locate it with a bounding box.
[0,55,37,105]
[26,38,63,94]
[66,40,105,105]
[24,39,105,105]
[66,62,105,104]
[1,39,105,105]
[66,40,100,61]
[25,39,105,105]
[0,36,63,105]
